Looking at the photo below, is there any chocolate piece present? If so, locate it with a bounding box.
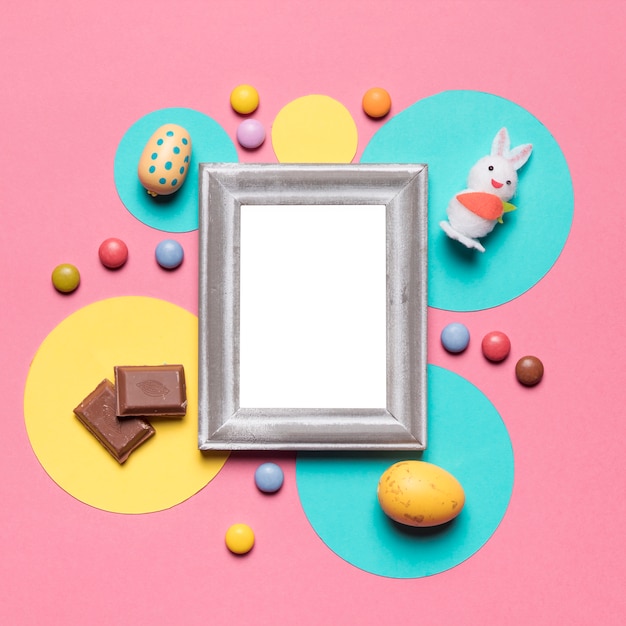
[73,379,155,464]
[114,365,187,418]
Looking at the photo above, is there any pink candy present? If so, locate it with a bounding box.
[236,119,265,149]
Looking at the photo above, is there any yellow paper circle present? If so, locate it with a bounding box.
[24,296,229,514]
[271,95,358,163]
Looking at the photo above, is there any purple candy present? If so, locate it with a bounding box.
[236,119,266,149]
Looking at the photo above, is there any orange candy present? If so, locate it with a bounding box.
[362,87,392,118]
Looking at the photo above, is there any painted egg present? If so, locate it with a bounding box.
[137,124,192,197]
[377,460,465,527]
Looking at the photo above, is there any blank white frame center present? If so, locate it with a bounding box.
[198,163,428,450]
[239,204,387,409]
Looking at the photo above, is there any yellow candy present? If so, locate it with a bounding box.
[230,84,259,115]
[225,523,255,554]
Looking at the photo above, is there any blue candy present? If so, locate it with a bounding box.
[441,322,470,353]
[254,462,284,493]
[155,239,184,269]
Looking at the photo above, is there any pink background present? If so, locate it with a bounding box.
[2,1,625,624]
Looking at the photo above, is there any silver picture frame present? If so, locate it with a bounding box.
[198,163,428,450]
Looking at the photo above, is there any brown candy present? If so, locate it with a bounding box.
[515,355,544,386]
[114,365,187,418]
[73,379,155,464]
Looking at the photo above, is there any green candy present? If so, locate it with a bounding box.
[51,263,80,293]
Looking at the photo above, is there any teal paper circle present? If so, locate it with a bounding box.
[296,365,514,578]
[114,108,238,232]
[361,90,573,311]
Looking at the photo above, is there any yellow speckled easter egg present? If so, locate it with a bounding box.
[137,124,192,196]
[377,460,465,527]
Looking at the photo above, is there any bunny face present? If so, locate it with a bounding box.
[466,128,533,202]
[467,155,518,202]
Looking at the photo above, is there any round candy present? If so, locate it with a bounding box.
[230,84,259,115]
[236,119,266,150]
[225,523,255,555]
[362,87,392,118]
[254,462,284,493]
[155,239,184,270]
[441,322,470,353]
[515,355,544,386]
[51,263,80,293]
[481,331,511,362]
[98,237,128,269]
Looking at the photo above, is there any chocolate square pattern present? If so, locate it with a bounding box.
[73,379,155,463]
[114,365,187,418]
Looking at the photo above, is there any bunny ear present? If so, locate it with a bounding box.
[507,143,533,170]
[491,128,510,156]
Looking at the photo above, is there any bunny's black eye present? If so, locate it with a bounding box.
[506,180,511,185]
[488,165,494,171]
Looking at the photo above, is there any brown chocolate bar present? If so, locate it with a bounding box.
[73,379,155,464]
[114,365,187,418]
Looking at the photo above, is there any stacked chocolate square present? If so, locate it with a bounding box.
[73,365,187,464]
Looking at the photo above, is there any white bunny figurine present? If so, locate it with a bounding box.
[439,127,533,252]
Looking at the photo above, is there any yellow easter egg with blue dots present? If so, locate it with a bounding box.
[138,123,192,196]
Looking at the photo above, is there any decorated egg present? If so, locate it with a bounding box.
[137,124,192,197]
[377,460,465,527]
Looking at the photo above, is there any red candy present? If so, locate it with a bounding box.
[99,238,128,269]
[481,331,511,362]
